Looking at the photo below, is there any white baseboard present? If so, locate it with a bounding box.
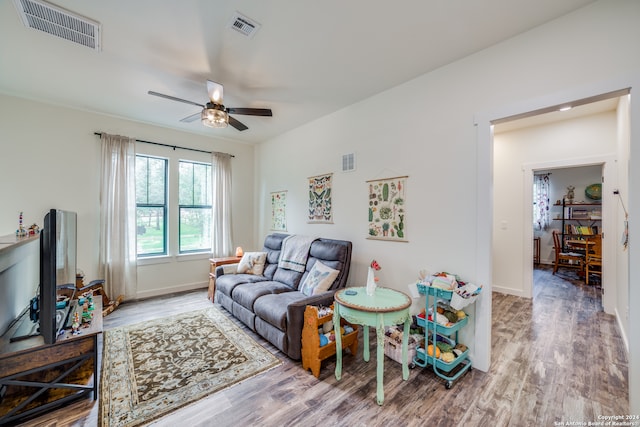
[491,285,525,298]
[614,307,630,354]
[135,281,207,300]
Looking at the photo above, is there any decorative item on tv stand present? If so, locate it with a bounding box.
[15,211,28,237]
[75,269,124,317]
[15,209,40,237]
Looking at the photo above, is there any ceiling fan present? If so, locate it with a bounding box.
[148,80,272,131]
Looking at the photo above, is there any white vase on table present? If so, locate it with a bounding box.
[366,266,377,296]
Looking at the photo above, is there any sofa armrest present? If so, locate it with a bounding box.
[215,263,239,278]
[285,290,338,360]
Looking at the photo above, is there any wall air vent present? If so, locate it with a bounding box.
[13,0,101,51]
[228,11,261,38]
[342,153,356,172]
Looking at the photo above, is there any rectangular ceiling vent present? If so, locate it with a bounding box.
[228,11,261,38]
[342,153,356,172]
[13,0,101,51]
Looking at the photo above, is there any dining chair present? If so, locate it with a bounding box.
[584,234,602,285]
[552,230,584,275]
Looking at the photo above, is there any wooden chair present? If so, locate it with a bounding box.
[584,234,602,285]
[552,230,584,275]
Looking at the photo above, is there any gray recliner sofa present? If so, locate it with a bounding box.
[215,233,352,360]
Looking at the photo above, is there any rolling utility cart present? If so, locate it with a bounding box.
[413,283,474,389]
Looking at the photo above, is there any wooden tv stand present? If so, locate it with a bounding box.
[0,300,102,425]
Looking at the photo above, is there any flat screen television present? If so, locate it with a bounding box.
[40,209,77,343]
[11,209,77,344]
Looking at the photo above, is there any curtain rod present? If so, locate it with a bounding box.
[93,132,234,157]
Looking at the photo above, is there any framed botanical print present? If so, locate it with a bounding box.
[271,190,287,231]
[366,176,407,242]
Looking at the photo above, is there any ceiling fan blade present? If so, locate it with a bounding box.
[228,115,248,131]
[206,80,224,104]
[148,91,205,108]
[226,107,272,117]
[180,112,201,123]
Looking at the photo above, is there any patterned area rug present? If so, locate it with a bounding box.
[99,307,281,427]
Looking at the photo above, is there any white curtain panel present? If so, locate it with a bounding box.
[533,173,550,231]
[212,152,234,257]
[99,133,138,300]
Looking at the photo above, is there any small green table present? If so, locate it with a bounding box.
[333,286,412,405]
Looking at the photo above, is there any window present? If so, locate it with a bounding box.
[135,155,167,256]
[533,173,550,230]
[178,160,212,253]
[134,155,212,258]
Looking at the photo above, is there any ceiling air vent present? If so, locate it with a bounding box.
[13,0,101,51]
[228,11,261,38]
[342,153,356,172]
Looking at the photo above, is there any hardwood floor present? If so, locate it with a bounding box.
[16,265,628,427]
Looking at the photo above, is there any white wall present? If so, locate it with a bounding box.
[0,95,256,298]
[255,0,640,411]
[493,112,615,295]
[615,95,631,352]
[0,237,39,335]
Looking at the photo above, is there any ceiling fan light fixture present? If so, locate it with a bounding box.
[201,105,228,128]
[149,81,271,132]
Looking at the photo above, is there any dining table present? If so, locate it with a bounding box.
[565,239,595,252]
[565,239,595,280]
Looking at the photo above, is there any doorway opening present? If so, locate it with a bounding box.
[473,85,632,374]
[531,164,605,301]
[491,92,624,315]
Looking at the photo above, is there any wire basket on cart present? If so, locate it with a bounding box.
[449,283,481,310]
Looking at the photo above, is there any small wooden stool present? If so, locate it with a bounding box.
[533,237,541,265]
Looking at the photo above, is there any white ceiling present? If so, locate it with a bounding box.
[0,0,597,144]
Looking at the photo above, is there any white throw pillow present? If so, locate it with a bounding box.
[300,260,340,296]
[236,252,267,275]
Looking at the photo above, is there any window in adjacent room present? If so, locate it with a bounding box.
[533,173,550,230]
[178,160,212,253]
[135,155,168,256]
